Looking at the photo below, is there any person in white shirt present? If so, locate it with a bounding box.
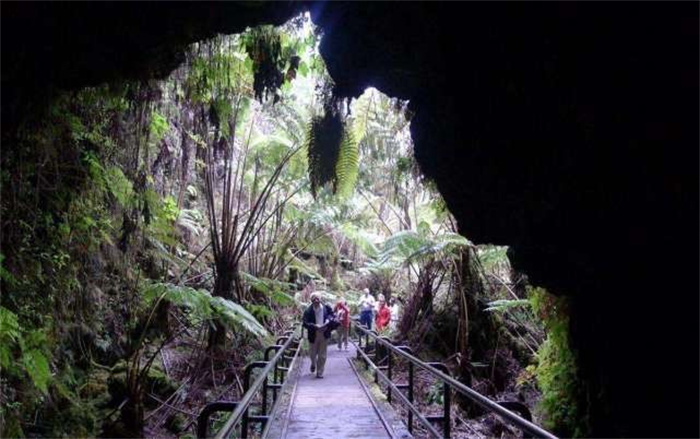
[358,288,376,330]
[389,297,400,332]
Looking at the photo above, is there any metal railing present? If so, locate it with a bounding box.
[352,322,558,439]
[197,325,302,439]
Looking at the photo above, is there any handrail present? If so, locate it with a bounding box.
[354,336,443,438]
[197,324,300,439]
[353,322,558,439]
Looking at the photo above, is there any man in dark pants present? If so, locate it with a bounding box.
[358,288,375,330]
[302,292,335,378]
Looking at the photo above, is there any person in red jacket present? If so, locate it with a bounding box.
[334,297,350,350]
[375,295,391,332]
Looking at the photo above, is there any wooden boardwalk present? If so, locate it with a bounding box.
[274,343,393,439]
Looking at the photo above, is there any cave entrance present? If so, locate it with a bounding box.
[1,10,570,439]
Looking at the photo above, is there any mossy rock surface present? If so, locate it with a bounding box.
[107,361,176,408]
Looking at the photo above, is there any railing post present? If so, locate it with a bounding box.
[364,330,370,370]
[263,345,282,415]
[428,362,451,438]
[242,361,267,439]
[397,345,415,434]
[387,347,393,403]
[408,360,414,434]
[197,402,238,439]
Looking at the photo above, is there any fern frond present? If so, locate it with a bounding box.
[334,129,359,198]
[286,251,322,279]
[484,299,530,313]
[177,208,204,236]
[241,272,295,306]
[210,296,268,337]
[305,111,343,197]
[338,223,380,259]
[143,282,268,338]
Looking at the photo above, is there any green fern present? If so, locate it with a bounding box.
[0,306,20,368]
[366,229,468,273]
[149,110,169,143]
[105,167,135,208]
[143,282,268,338]
[306,113,339,196]
[0,254,17,287]
[210,297,268,337]
[484,299,530,312]
[0,308,51,393]
[338,223,380,259]
[241,272,295,306]
[22,348,50,393]
[286,251,323,279]
[177,208,204,236]
[334,129,359,198]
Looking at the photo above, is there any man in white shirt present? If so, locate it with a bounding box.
[359,288,376,330]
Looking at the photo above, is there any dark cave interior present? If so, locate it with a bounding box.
[2,2,698,436]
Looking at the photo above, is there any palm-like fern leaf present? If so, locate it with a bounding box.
[305,108,358,198]
[143,282,268,338]
[334,129,359,198]
[241,272,295,306]
[365,230,468,273]
[306,111,343,197]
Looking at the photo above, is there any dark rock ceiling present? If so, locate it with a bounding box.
[2,2,698,436]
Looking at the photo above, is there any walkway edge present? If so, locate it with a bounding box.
[348,357,409,439]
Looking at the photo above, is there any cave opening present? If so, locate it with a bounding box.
[1,3,697,439]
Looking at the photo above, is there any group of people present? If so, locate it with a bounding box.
[301,288,400,378]
[358,288,399,332]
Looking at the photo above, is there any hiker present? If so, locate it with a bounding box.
[389,297,400,332]
[375,295,391,332]
[359,288,376,330]
[302,292,335,378]
[334,297,350,350]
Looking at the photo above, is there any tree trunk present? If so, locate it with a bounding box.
[121,387,144,438]
[455,246,496,415]
[208,266,236,348]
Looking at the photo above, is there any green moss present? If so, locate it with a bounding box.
[529,287,589,437]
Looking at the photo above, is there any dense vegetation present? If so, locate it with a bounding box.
[1,14,584,438]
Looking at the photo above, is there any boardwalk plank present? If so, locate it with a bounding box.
[281,343,392,439]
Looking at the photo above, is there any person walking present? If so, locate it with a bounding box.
[334,297,350,350]
[375,295,391,332]
[359,288,375,330]
[302,292,335,378]
[389,297,400,332]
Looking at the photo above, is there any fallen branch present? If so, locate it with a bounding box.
[146,393,198,419]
